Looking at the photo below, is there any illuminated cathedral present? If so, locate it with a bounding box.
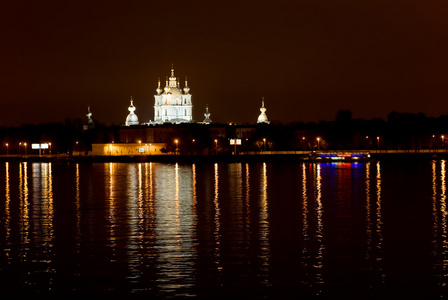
[152,66,193,124]
[121,66,270,126]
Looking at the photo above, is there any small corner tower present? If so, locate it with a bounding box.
[125,97,139,126]
[85,105,94,129]
[257,97,270,124]
[203,105,212,124]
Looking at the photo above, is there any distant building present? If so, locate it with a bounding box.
[153,66,192,124]
[257,97,270,124]
[90,143,165,156]
[125,97,139,126]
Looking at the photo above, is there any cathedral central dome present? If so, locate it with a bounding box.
[167,87,181,100]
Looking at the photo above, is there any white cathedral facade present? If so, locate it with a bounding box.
[152,67,192,124]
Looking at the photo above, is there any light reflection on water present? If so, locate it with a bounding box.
[432,160,448,296]
[0,161,447,298]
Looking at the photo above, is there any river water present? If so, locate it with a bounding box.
[0,160,446,299]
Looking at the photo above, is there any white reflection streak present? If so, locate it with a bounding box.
[259,162,270,284]
[126,164,141,282]
[148,163,154,221]
[376,161,384,282]
[175,163,180,230]
[43,163,55,272]
[19,162,30,248]
[214,163,222,272]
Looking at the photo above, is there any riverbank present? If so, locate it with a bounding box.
[0,151,448,163]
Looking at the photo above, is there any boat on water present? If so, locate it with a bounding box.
[302,151,371,162]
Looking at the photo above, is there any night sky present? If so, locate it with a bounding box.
[1,0,447,127]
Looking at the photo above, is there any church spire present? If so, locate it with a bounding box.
[183,77,190,94]
[156,78,162,95]
[164,76,169,93]
[169,64,177,87]
[257,97,270,124]
[128,96,135,113]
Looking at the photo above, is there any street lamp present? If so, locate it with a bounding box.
[175,139,179,154]
[49,142,52,155]
[5,143,8,155]
[149,143,152,154]
[442,135,445,150]
[317,137,320,151]
[377,136,380,151]
[263,138,266,151]
[214,139,218,155]
[24,143,27,155]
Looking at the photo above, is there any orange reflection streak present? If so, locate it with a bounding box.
[366,162,372,259]
[376,161,384,282]
[5,162,11,245]
[75,163,81,243]
[245,163,251,245]
[441,160,447,283]
[214,163,222,271]
[192,163,198,232]
[302,163,308,239]
[301,163,309,269]
[45,163,54,243]
[107,163,117,250]
[432,161,438,251]
[192,164,197,207]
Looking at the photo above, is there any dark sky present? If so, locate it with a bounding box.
[1,0,447,127]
